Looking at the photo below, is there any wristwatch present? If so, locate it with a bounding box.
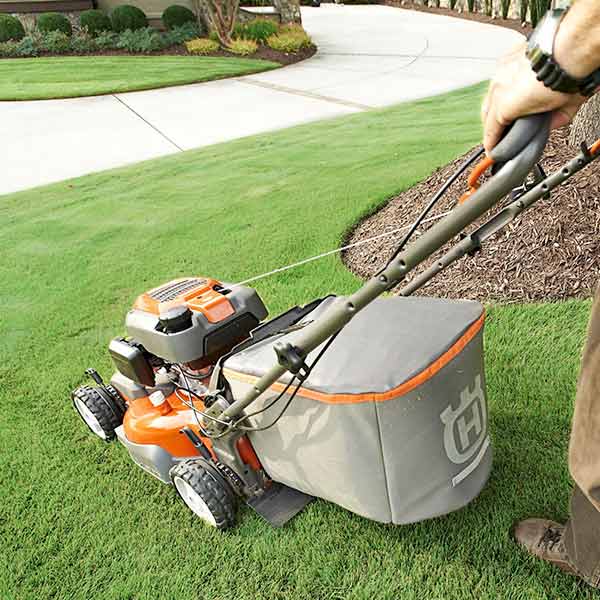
[526,8,600,97]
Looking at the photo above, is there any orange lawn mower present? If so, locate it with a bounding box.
[72,114,600,530]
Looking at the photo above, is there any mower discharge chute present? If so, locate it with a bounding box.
[72,114,600,530]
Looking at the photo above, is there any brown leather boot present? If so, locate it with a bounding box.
[512,519,579,577]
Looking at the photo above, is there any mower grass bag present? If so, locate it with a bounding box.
[223,296,491,525]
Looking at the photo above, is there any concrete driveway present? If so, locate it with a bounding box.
[1,5,522,195]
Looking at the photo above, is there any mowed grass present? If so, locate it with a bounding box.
[0,55,279,101]
[0,84,595,600]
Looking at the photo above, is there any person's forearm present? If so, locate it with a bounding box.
[554,0,600,78]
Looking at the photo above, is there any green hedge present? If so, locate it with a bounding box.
[80,10,112,36]
[162,5,195,30]
[0,14,25,43]
[37,13,73,36]
[110,5,148,33]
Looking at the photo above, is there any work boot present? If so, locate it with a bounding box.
[512,519,579,577]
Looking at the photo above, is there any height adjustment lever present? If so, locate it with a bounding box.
[85,368,105,386]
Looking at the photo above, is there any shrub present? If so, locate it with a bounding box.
[116,26,167,52]
[500,0,511,19]
[0,14,25,43]
[95,30,119,49]
[519,0,529,23]
[80,9,112,36]
[40,30,71,53]
[163,22,201,45]
[449,0,457,8]
[266,28,311,53]
[162,5,195,30]
[227,38,257,55]
[467,0,475,11]
[0,39,19,57]
[0,33,40,57]
[235,18,277,43]
[530,0,550,26]
[110,5,147,33]
[185,37,219,54]
[37,13,72,36]
[70,32,98,53]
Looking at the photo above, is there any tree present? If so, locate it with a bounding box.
[194,0,240,46]
[569,95,600,149]
[273,0,301,24]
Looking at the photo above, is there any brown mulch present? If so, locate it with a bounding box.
[343,128,600,303]
[0,43,316,64]
[382,1,532,34]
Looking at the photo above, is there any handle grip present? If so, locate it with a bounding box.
[490,113,552,164]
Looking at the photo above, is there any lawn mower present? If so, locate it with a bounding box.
[72,113,600,530]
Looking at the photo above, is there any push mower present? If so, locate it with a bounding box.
[72,114,600,530]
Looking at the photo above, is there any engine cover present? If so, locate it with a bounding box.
[125,277,267,365]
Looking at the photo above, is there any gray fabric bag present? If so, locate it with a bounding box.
[224,296,491,524]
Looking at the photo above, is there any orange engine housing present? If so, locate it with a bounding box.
[133,277,236,325]
[121,389,262,472]
[123,390,213,458]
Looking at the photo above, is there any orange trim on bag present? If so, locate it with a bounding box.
[224,312,486,405]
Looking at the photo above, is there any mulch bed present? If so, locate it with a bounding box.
[343,128,600,303]
[382,1,532,34]
[0,44,317,64]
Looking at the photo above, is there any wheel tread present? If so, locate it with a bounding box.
[72,386,122,440]
[171,460,237,530]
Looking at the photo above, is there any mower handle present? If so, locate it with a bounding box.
[211,112,552,425]
[490,113,551,164]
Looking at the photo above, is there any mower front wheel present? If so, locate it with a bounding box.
[170,459,237,530]
[72,385,125,441]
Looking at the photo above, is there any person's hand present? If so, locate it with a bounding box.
[482,42,586,154]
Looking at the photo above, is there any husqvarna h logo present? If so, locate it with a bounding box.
[441,374,487,465]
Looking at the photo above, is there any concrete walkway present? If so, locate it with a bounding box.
[1,5,522,195]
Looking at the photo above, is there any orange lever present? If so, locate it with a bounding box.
[458,156,494,205]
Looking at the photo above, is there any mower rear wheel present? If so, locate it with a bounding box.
[170,459,237,530]
[72,385,124,441]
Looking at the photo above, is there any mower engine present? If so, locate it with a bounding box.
[72,277,270,528]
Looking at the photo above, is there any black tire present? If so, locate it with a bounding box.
[170,459,237,530]
[71,385,125,441]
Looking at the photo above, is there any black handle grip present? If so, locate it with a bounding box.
[489,113,551,164]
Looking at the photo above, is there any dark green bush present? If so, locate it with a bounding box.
[110,5,147,33]
[37,13,72,36]
[80,9,112,36]
[0,14,25,43]
[235,18,278,43]
[162,5,195,30]
[116,26,166,52]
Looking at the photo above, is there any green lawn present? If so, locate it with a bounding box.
[0,55,279,101]
[0,83,594,600]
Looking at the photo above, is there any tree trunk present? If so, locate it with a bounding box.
[273,0,302,24]
[569,95,600,149]
[195,0,240,46]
